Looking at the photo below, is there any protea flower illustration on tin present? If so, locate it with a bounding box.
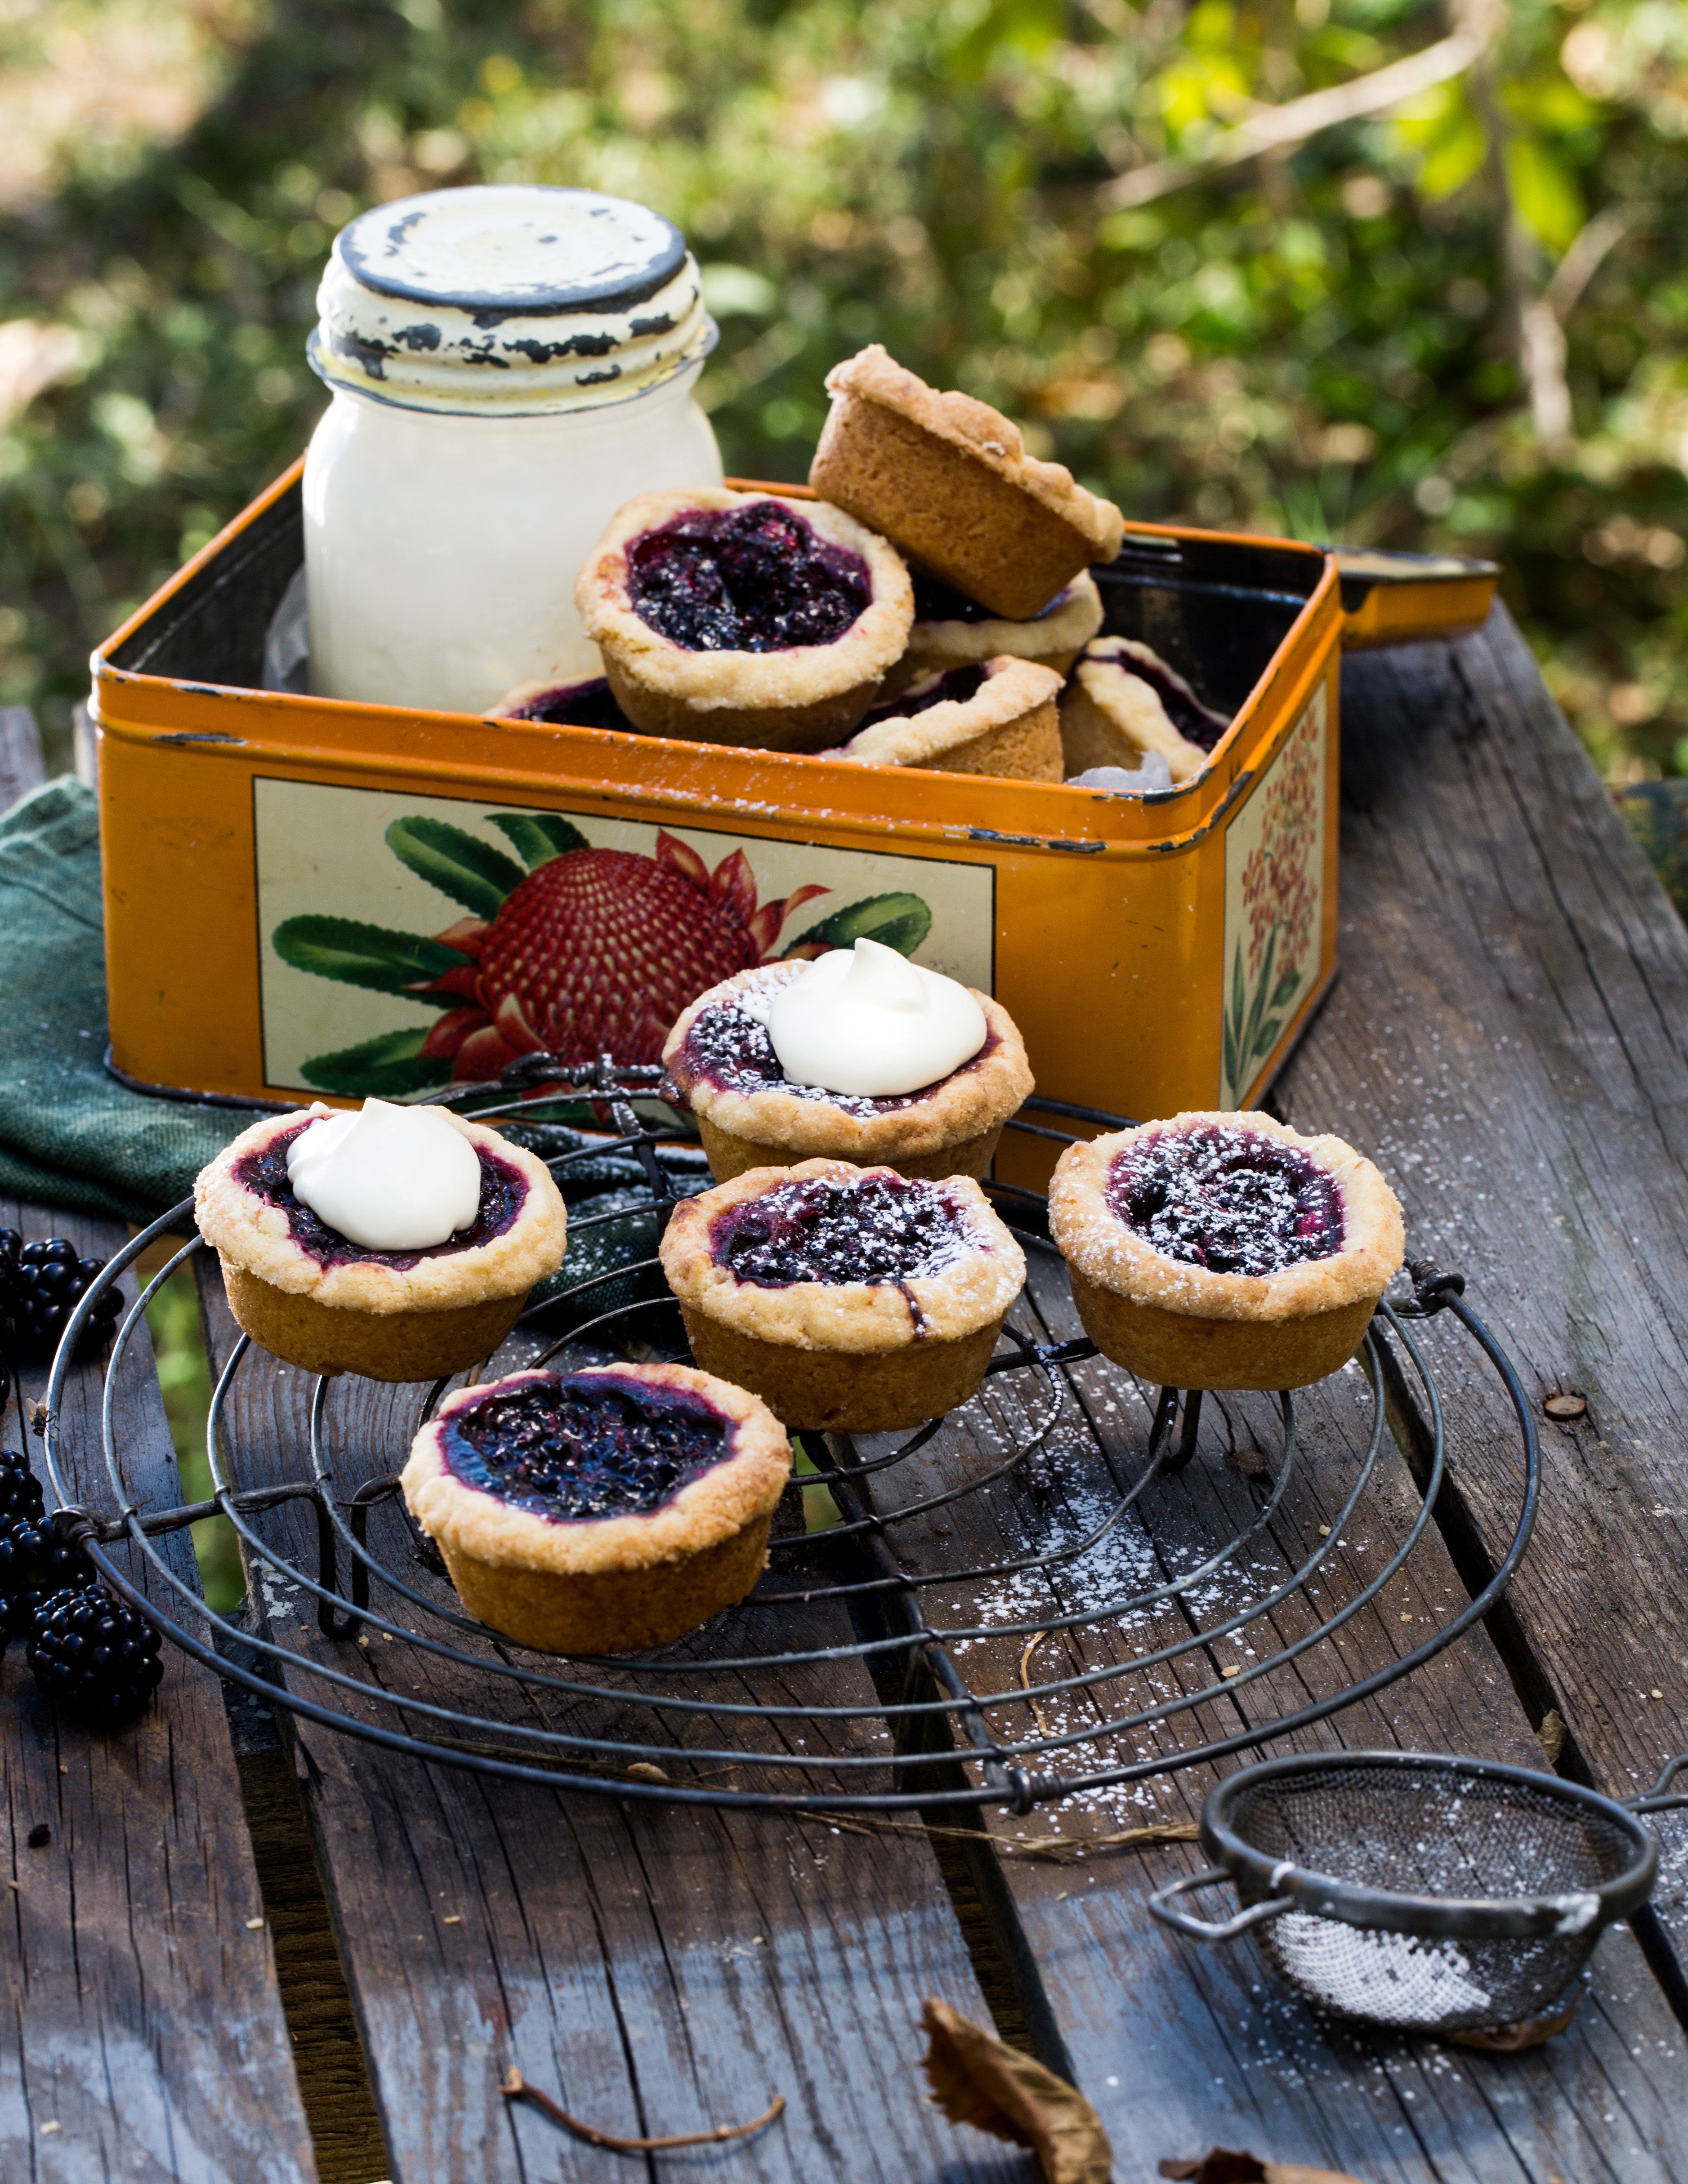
[271,812,934,1097]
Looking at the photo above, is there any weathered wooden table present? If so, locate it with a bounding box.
[5,609,1688,2184]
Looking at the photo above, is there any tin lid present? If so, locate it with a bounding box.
[308,185,717,416]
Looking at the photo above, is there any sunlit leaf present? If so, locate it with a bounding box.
[1506,134,1586,253]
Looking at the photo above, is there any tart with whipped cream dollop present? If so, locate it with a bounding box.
[1048,1111,1404,1391]
[1059,636,1232,785]
[829,657,1063,780]
[196,1100,569,1382]
[661,1159,1026,1430]
[886,568,1103,693]
[401,1362,791,1654]
[810,346,1124,620]
[663,939,1034,1181]
[576,486,913,751]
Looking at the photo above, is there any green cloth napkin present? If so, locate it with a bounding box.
[0,778,266,1225]
[0,781,696,1325]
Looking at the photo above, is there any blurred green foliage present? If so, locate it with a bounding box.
[143,1265,243,1611]
[0,0,1686,779]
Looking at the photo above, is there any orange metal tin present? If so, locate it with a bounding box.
[94,460,1353,1187]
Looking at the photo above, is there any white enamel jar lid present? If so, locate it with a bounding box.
[308,184,716,416]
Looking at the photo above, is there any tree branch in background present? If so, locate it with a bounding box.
[1098,28,1492,211]
[1545,203,1634,322]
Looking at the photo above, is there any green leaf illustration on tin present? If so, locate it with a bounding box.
[488,811,589,868]
[272,915,470,995]
[385,817,526,917]
[1222,954,1241,1101]
[1241,926,1277,1068]
[785,892,933,958]
[302,1025,449,1098]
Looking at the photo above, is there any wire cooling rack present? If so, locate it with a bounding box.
[38,1070,1539,1814]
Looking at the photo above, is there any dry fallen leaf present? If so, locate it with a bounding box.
[921,1997,1112,2184]
[1159,2151,1368,2184]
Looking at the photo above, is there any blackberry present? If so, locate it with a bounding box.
[0,1514,92,1640]
[27,1583,163,1729]
[7,1237,123,1363]
[0,1448,43,1529]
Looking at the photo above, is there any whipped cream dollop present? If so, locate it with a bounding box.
[764,939,987,1098]
[286,1099,482,1251]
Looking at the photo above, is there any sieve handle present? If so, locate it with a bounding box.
[1146,1868,1295,1943]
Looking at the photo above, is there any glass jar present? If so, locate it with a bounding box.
[303,185,723,715]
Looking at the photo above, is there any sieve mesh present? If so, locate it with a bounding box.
[1228,1763,1639,2031]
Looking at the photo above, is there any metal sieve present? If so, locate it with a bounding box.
[1146,1750,1678,2040]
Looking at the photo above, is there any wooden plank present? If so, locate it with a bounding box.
[843,1240,1688,2183]
[1,1206,317,2183]
[196,1262,1025,2184]
[1277,613,1688,1817]
[0,709,46,818]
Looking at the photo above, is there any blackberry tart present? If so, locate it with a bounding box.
[809,346,1124,620]
[196,1100,568,1382]
[576,486,912,751]
[663,949,1033,1181]
[1048,1112,1404,1391]
[1059,636,1231,785]
[401,1363,791,1654]
[660,1159,1026,1431]
[886,569,1103,694]
[491,674,639,734]
[830,657,1063,781]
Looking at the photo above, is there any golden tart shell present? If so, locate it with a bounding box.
[662,961,1034,1177]
[892,571,1103,689]
[1048,1111,1405,1392]
[659,1160,1025,1430]
[195,1107,568,1381]
[575,486,913,752]
[810,345,1123,620]
[838,656,1063,781]
[401,1363,792,1654]
[1059,637,1224,784]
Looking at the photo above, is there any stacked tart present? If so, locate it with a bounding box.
[660,1159,1025,1431]
[1049,1111,1404,1391]
[827,658,1064,781]
[663,942,1033,1181]
[196,1099,568,1382]
[402,1363,791,1653]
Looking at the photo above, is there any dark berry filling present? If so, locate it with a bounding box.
[1105,1123,1344,1277]
[671,989,995,1118]
[625,501,871,653]
[710,1172,972,1288]
[911,571,1067,626]
[235,1119,527,1271]
[1112,651,1229,753]
[857,663,989,732]
[443,1369,733,1523]
[503,677,637,733]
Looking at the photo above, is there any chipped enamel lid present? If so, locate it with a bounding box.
[308,185,717,416]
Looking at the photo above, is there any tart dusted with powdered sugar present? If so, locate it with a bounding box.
[660,1159,1026,1431]
[809,345,1124,620]
[1048,1111,1404,1392]
[576,486,912,752]
[195,1101,567,1382]
[662,945,1033,1181]
[401,1362,791,1655]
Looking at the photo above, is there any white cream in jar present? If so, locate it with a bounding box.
[304,185,723,713]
